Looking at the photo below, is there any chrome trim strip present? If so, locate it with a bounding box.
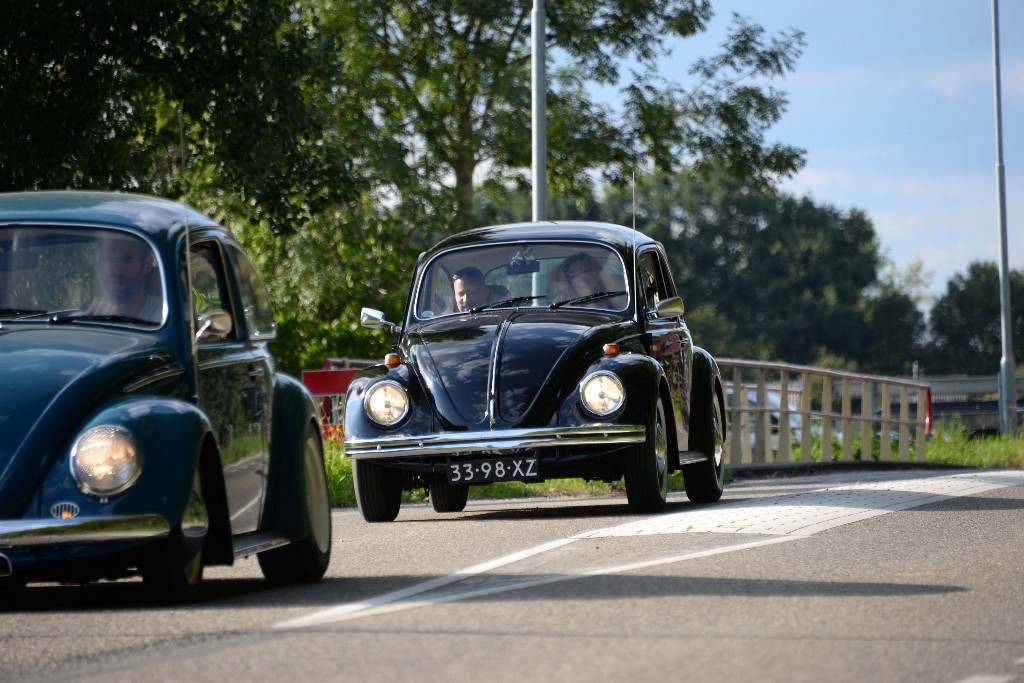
[124,366,185,393]
[233,532,291,559]
[345,424,646,459]
[0,515,170,548]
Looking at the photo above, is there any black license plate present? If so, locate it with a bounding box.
[446,457,540,484]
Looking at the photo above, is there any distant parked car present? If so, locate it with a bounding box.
[344,221,727,521]
[0,191,332,599]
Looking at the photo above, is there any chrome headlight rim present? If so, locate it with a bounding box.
[579,370,626,417]
[69,424,143,498]
[363,380,411,427]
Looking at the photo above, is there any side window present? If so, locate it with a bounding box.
[230,247,277,340]
[637,251,663,314]
[189,240,234,341]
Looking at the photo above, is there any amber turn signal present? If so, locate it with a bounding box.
[602,343,619,357]
[384,353,401,368]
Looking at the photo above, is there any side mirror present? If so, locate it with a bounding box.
[196,310,233,341]
[655,296,684,319]
[360,307,399,332]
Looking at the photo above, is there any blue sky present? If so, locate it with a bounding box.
[656,1,1024,300]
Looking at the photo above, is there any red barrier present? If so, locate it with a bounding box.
[301,368,359,440]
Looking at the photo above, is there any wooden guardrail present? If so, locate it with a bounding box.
[717,359,931,465]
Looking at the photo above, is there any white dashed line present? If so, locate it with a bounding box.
[273,470,1024,629]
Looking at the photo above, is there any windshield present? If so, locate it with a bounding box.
[415,242,628,318]
[0,226,165,327]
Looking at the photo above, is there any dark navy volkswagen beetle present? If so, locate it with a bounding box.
[0,191,331,599]
[345,222,727,522]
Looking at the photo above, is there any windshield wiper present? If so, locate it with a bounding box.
[549,290,627,309]
[49,310,153,325]
[0,307,48,320]
[470,295,546,313]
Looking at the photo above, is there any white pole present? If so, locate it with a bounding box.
[531,0,547,222]
[992,0,1017,435]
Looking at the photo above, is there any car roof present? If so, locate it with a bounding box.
[0,191,220,237]
[425,221,660,255]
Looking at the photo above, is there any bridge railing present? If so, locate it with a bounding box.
[717,359,931,465]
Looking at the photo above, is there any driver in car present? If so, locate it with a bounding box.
[82,235,163,322]
[451,267,489,312]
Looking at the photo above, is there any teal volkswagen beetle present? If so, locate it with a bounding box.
[0,191,331,600]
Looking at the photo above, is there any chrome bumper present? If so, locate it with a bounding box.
[0,515,170,549]
[345,424,646,459]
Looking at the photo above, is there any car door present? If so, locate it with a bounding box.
[189,238,271,534]
[636,247,692,446]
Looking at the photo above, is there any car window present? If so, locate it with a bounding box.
[636,250,671,315]
[415,242,627,318]
[0,226,164,327]
[229,246,277,341]
[189,240,235,341]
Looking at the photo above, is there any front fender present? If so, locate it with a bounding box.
[343,363,435,443]
[263,373,321,540]
[690,346,726,439]
[557,353,665,428]
[38,396,213,529]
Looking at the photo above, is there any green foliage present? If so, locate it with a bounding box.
[926,262,1024,375]
[599,170,895,368]
[0,0,356,229]
[318,0,805,230]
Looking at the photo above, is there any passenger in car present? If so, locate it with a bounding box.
[549,252,613,303]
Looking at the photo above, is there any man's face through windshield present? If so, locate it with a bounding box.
[452,268,488,312]
[98,237,153,307]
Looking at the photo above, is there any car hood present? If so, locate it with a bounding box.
[0,326,178,515]
[407,310,632,428]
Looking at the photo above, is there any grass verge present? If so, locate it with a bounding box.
[322,426,1024,508]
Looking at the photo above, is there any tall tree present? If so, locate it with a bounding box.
[320,0,806,233]
[601,171,886,367]
[0,0,355,229]
[926,262,1024,376]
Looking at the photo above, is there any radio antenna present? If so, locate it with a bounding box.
[626,169,634,233]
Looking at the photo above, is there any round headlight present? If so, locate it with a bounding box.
[70,425,142,496]
[364,380,410,426]
[579,371,625,416]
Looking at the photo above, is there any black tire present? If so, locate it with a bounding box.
[429,481,469,513]
[683,386,726,504]
[354,459,402,522]
[259,426,332,584]
[625,396,669,512]
[142,473,207,603]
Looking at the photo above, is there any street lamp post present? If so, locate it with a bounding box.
[991,0,1016,435]
[532,0,547,222]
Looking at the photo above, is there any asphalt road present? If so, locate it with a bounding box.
[4,468,1024,683]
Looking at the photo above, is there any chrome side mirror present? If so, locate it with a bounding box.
[655,296,685,319]
[360,307,399,333]
[196,310,233,341]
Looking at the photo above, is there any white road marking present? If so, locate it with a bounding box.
[950,676,1014,683]
[273,470,1024,629]
[584,470,1024,538]
[273,537,576,629]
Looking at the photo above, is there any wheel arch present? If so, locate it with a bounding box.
[264,373,324,541]
[197,432,233,566]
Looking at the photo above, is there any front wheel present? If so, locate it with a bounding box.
[354,459,402,522]
[259,426,332,583]
[625,396,669,512]
[429,481,469,513]
[683,387,725,504]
